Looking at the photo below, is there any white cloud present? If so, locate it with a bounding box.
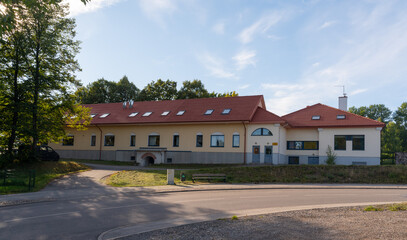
[212,22,225,35]
[319,21,336,30]
[139,0,177,26]
[238,12,284,44]
[349,88,368,96]
[238,84,250,90]
[63,0,122,17]
[312,62,320,67]
[198,53,236,79]
[233,49,256,70]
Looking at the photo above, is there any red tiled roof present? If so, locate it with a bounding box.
[281,103,385,128]
[85,95,265,125]
[250,107,286,124]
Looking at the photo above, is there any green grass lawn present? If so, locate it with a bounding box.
[364,202,407,211]
[64,159,135,166]
[0,161,89,194]
[104,165,407,187]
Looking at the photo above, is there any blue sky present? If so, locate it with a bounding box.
[65,0,407,115]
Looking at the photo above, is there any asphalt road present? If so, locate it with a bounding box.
[1,187,407,240]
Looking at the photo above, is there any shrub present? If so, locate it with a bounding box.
[326,145,337,165]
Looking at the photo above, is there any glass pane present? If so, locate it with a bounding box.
[352,135,364,150]
[265,147,272,155]
[287,141,295,150]
[91,136,96,146]
[173,135,179,147]
[148,136,159,146]
[105,136,115,146]
[130,135,136,146]
[262,128,272,136]
[295,141,303,150]
[334,136,346,150]
[304,141,318,150]
[196,135,203,147]
[211,135,224,147]
[251,128,262,136]
[233,135,240,147]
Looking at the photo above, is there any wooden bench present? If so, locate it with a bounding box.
[192,173,226,183]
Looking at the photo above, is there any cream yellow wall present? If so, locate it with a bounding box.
[246,124,282,153]
[285,128,320,156]
[50,123,245,152]
[318,127,381,157]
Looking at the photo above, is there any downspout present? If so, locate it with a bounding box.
[278,125,280,165]
[95,125,103,161]
[242,121,247,165]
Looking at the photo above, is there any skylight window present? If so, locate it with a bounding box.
[222,109,231,115]
[337,115,346,119]
[90,114,97,118]
[176,110,185,116]
[161,111,170,116]
[312,115,320,120]
[142,112,152,117]
[204,109,214,115]
[99,113,110,118]
[128,112,138,117]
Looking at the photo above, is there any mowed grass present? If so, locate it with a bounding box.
[0,161,89,194]
[104,165,407,187]
[105,170,182,187]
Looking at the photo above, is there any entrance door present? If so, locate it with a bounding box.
[252,146,260,163]
[264,146,273,164]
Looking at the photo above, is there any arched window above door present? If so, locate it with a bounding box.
[251,128,272,136]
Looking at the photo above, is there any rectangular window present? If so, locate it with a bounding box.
[352,135,365,150]
[233,135,240,147]
[211,135,224,147]
[287,141,318,150]
[90,135,96,146]
[63,135,74,146]
[288,156,299,165]
[173,135,179,147]
[196,135,203,147]
[148,135,160,146]
[104,135,115,146]
[334,135,346,150]
[130,135,136,146]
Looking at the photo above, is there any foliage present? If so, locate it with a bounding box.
[325,145,336,165]
[76,76,140,104]
[364,206,383,211]
[349,104,392,123]
[0,1,90,166]
[177,79,214,99]
[139,79,178,101]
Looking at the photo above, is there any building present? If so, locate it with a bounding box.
[50,95,385,165]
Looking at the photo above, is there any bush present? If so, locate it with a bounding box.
[326,145,337,165]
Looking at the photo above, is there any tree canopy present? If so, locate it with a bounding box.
[0,1,90,166]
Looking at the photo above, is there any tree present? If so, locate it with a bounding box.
[139,79,177,101]
[349,104,392,123]
[0,1,90,165]
[76,76,140,104]
[394,102,407,129]
[177,79,211,99]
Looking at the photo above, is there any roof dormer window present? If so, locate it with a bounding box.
[204,109,214,115]
[142,112,152,117]
[222,109,231,115]
[312,115,320,120]
[99,113,110,118]
[128,112,138,117]
[176,110,185,116]
[337,115,346,119]
[161,111,170,116]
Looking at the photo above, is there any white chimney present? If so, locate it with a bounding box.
[338,95,348,111]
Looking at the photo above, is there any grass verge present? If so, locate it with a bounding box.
[104,165,407,187]
[364,203,407,212]
[0,161,89,195]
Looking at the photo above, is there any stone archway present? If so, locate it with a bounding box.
[141,153,156,166]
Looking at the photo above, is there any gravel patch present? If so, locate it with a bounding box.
[122,206,407,240]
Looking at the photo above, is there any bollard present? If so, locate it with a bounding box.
[167,169,175,185]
